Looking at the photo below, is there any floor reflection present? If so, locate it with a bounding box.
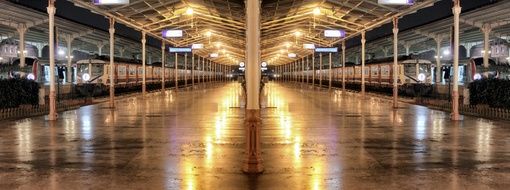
[0,82,509,189]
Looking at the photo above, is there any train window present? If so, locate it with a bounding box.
[92,65,104,77]
[118,66,126,76]
[129,67,136,75]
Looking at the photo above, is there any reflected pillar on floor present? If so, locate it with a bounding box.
[244,0,263,174]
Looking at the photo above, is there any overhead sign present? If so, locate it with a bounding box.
[315,47,338,53]
[93,0,130,5]
[210,53,219,58]
[378,0,414,5]
[324,30,346,38]
[288,53,297,58]
[191,44,203,49]
[261,62,267,67]
[169,47,192,53]
[303,43,315,50]
[239,62,245,67]
[162,30,183,38]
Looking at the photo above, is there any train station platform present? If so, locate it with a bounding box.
[0,82,509,189]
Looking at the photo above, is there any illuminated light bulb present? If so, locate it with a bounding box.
[185,7,194,15]
[313,7,321,15]
[294,31,302,37]
[205,31,212,37]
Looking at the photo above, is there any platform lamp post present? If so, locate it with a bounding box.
[175,52,178,91]
[341,41,346,93]
[141,31,147,96]
[191,53,195,88]
[184,53,188,86]
[301,57,304,83]
[328,51,332,91]
[17,24,27,68]
[161,41,166,91]
[305,55,310,84]
[361,30,366,97]
[392,17,399,109]
[451,0,461,121]
[47,0,57,120]
[108,17,115,108]
[201,57,205,84]
[319,53,323,88]
[312,51,315,87]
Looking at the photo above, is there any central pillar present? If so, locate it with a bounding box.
[361,31,366,97]
[108,17,115,108]
[451,0,462,121]
[244,0,263,173]
[392,17,399,108]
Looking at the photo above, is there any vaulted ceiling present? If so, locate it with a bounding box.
[69,0,439,65]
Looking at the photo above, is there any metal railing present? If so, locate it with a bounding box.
[422,99,510,120]
[0,100,83,120]
[0,78,226,121]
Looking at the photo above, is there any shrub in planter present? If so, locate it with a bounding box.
[469,79,510,109]
[0,79,39,109]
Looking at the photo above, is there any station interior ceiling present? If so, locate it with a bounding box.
[0,0,509,65]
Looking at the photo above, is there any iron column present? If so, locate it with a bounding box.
[244,0,263,173]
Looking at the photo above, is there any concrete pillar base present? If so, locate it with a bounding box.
[243,109,263,174]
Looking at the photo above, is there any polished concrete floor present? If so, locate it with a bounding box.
[0,82,509,189]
